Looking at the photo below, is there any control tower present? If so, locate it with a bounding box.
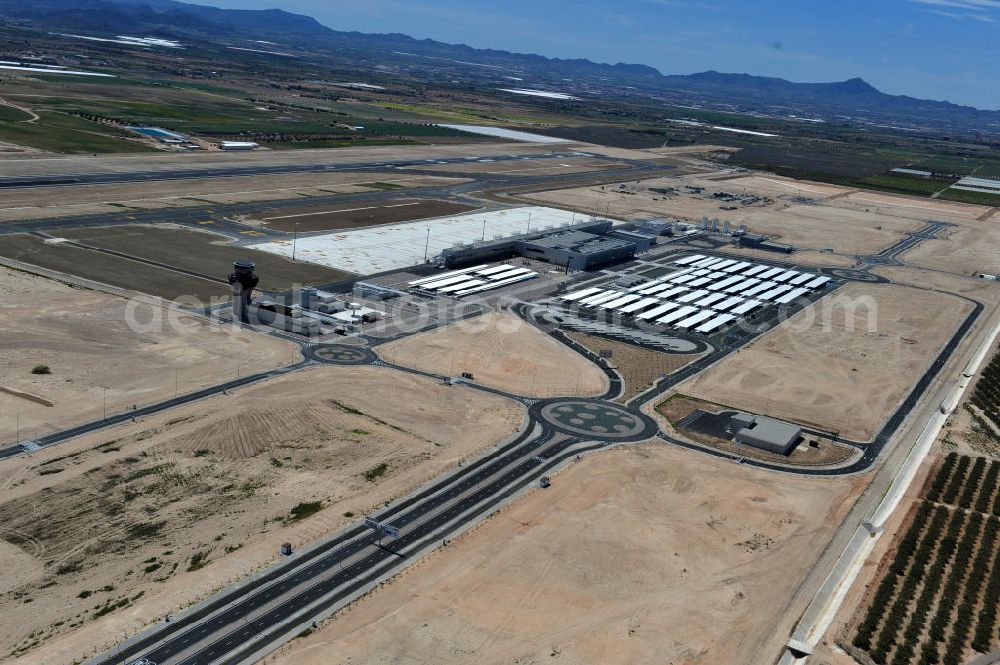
[228,259,259,323]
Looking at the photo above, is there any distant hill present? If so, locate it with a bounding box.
[3,0,999,129]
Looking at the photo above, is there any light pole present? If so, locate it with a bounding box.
[102,387,108,420]
[292,222,299,262]
[423,227,430,263]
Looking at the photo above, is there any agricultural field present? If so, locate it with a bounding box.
[969,348,1000,443]
[849,453,1000,665]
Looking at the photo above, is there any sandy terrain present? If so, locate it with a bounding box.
[268,441,864,665]
[377,312,608,398]
[0,173,465,222]
[0,364,524,663]
[871,265,1000,306]
[524,177,923,255]
[898,223,1000,275]
[675,282,974,441]
[722,175,858,199]
[840,190,985,222]
[0,267,299,443]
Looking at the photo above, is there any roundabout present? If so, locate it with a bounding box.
[306,344,375,365]
[535,399,659,441]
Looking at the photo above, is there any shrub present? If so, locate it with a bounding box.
[31,365,51,375]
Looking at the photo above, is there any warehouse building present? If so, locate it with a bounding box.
[440,219,651,270]
[728,412,802,455]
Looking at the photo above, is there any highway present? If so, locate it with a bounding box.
[83,378,655,665]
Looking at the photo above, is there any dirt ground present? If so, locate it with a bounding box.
[522,175,932,256]
[0,172,467,222]
[897,223,1000,276]
[254,198,478,232]
[675,282,974,441]
[0,266,299,444]
[377,312,609,398]
[267,441,865,665]
[0,364,524,664]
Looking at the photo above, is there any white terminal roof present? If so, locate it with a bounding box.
[773,270,800,283]
[657,305,700,325]
[693,257,724,268]
[775,287,810,304]
[696,313,736,334]
[725,278,760,294]
[580,291,624,306]
[419,273,479,289]
[789,273,815,286]
[758,284,794,301]
[741,281,777,298]
[711,259,737,270]
[454,272,537,296]
[600,294,643,309]
[742,264,769,277]
[709,275,745,291]
[636,302,682,320]
[676,289,711,303]
[712,296,746,311]
[249,205,600,274]
[674,309,715,329]
[730,299,763,315]
[671,274,700,285]
[639,283,676,295]
[673,254,706,265]
[805,275,831,289]
[561,287,602,301]
[687,277,713,288]
[694,292,728,307]
[657,286,689,299]
[723,261,753,273]
[757,267,785,280]
[619,297,661,314]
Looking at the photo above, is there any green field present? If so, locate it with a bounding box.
[937,187,1000,206]
[0,109,154,153]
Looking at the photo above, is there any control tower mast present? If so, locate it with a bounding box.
[228,259,259,323]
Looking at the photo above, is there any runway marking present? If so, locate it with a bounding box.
[261,202,421,221]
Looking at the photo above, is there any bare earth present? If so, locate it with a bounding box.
[0,365,524,664]
[268,442,864,665]
[676,282,974,441]
[377,312,608,398]
[521,174,948,257]
[0,267,299,444]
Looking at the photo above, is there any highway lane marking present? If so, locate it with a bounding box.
[122,433,562,663]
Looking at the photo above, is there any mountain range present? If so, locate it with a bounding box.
[2,0,998,130]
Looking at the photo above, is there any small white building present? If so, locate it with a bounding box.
[217,141,259,151]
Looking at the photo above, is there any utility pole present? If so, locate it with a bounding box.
[481,218,487,242]
[292,222,299,262]
[103,387,108,420]
[423,227,430,262]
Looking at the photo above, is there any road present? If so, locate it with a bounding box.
[80,352,654,665]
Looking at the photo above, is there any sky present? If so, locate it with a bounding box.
[192,0,1000,109]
